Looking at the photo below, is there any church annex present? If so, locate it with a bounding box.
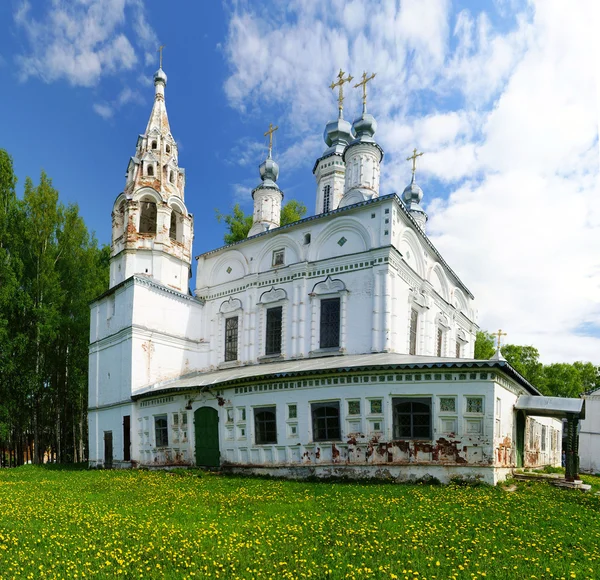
[88,64,581,485]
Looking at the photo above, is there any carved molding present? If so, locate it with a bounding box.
[259,287,287,304]
[219,297,243,314]
[310,276,347,296]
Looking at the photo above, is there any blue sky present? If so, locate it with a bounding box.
[1,0,599,364]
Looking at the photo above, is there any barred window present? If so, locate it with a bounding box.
[312,402,341,441]
[320,298,340,349]
[323,184,331,213]
[265,306,283,355]
[455,340,461,358]
[393,398,431,439]
[225,316,239,362]
[254,407,277,444]
[409,309,418,355]
[154,415,168,447]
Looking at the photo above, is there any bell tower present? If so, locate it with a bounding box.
[109,54,193,293]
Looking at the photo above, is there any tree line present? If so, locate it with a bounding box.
[0,149,109,466]
[474,331,599,398]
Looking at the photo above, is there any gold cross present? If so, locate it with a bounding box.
[407,148,424,175]
[354,71,376,107]
[493,329,507,350]
[329,69,354,113]
[158,44,166,68]
[264,123,279,158]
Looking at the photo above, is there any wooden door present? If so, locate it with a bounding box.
[195,407,220,467]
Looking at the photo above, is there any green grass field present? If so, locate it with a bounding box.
[0,467,599,579]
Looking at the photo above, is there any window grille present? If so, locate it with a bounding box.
[320,298,340,348]
[323,185,331,213]
[409,309,418,355]
[393,398,431,439]
[265,306,283,355]
[455,340,461,358]
[254,407,277,444]
[272,249,285,267]
[225,316,239,361]
[312,402,341,441]
[436,327,443,357]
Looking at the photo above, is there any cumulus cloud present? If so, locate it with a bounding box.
[14,0,158,90]
[223,0,599,363]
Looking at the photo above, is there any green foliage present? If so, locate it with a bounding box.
[1,467,600,578]
[474,330,496,359]
[280,199,307,226]
[216,199,307,244]
[478,327,600,397]
[0,150,109,466]
[216,203,254,245]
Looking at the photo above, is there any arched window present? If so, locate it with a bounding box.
[166,144,171,154]
[139,198,157,234]
[118,201,126,236]
[147,164,154,177]
[169,171,174,184]
[169,208,179,241]
[151,140,157,150]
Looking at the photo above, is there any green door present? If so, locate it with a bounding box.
[516,411,525,468]
[195,407,220,467]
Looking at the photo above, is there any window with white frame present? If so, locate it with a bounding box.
[254,407,277,444]
[265,306,283,355]
[320,297,340,348]
[154,415,168,447]
[312,401,341,441]
[272,249,285,267]
[393,398,432,439]
[438,396,457,435]
[224,316,239,362]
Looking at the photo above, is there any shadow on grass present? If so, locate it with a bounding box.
[39,462,90,471]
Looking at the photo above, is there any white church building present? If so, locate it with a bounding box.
[88,65,583,484]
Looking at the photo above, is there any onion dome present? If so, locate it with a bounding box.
[324,115,354,153]
[402,173,423,207]
[258,156,279,187]
[154,67,167,86]
[401,173,427,228]
[351,112,377,143]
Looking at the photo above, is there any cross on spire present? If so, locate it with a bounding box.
[264,123,279,158]
[158,44,166,69]
[493,329,507,350]
[354,71,376,112]
[329,69,354,117]
[407,148,424,177]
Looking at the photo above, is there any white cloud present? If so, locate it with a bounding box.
[14,0,157,88]
[223,0,600,363]
[93,103,114,120]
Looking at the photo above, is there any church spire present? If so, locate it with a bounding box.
[110,48,193,293]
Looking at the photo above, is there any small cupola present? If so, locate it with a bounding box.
[401,148,428,230]
[248,123,284,238]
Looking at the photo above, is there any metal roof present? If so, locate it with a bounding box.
[131,352,541,400]
[515,395,586,419]
[195,193,474,299]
